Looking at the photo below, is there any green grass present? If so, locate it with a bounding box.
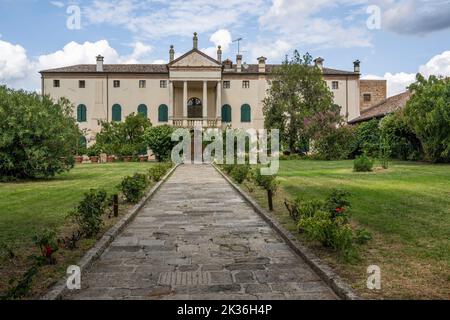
[0,162,156,247]
[278,160,450,263]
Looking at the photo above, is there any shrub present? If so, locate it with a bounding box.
[253,168,279,191]
[404,75,450,163]
[143,125,175,161]
[285,198,324,222]
[32,229,59,265]
[87,144,101,157]
[313,125,355,160]
[70,189,108,237]
[380,111,422,161]
[353,155,373,172]
[325,189,351,220]
[119,173,150,203]
[230,165,250,184]
[352,119,381,157]
[222,164,234,174]
[379,137,390,169]
[148,163,171,182]
[354,228,373,245]
[0,87,81,180]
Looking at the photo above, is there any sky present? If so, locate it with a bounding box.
[0,0,449,96]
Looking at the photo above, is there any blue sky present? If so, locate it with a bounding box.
[0,0,449,96]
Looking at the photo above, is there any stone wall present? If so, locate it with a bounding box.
[360,80,387,111]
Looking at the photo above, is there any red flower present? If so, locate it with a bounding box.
[44,245,53,257]
[335,207,345,213]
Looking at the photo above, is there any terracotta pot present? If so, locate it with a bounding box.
[75,156,83,164]
[107,156,115,163]
[123,156,132,162]
[139,155,147,162]
[90,156,99,163]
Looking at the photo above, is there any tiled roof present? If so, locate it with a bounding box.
[349,91,412,124]
[41,64,357,76]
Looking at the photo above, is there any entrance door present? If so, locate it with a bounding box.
[187,97,203,118]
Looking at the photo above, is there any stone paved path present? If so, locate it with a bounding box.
[65,165,337,300]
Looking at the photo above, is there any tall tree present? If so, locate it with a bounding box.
[263,51,337,152]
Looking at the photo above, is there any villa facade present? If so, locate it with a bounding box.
[40,33,362,144]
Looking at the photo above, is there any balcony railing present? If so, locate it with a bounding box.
[171,117,222,128]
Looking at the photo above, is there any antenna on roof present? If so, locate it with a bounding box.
[233,37,244,54]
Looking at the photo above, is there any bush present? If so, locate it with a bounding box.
[119,173,150,203]
[148,163,171,182]
[70,189,108,237]
[143,125,175,162]
[253,168,279,192]
[0,87,81,180]
[352,119,381,157]
[87,144,101,157]
[32,229,59,265]
[353,155,373,172]
[404,75,450,162]
[96,113,151,157]
[325,189,351,220]
[230,165,250,184]
[285,198,324,222]
[313,126,355,160]
[380,111,422,161]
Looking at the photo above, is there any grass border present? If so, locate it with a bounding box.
[41,164,180,300]
[213,164,359,300]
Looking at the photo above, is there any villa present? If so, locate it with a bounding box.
[40,33,369,144]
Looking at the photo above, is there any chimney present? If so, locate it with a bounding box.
[217,46,222,63]
[96,55,104,72]
[169,45,175,62]
[223,59,233,70]
[193,32,198,49]
[236,54,242,73]
[314,57,324,71]
[258,56,267,73]
[353,59,361,73]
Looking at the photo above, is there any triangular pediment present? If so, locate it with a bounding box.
[169,49,221,68]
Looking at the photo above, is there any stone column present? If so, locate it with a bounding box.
[216,81,222,120]
[169,80,174,124]
[183,81,188,120]
[203,81,208,120]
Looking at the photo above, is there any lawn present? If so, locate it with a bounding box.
[250,160,450,299]
[0,162,157,298]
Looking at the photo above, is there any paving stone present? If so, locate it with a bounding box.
[64,165,337,300]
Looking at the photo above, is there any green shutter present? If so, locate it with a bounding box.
[112,104,122,122]
[158,104,168,122]
[222,104,232,123]
[138,104,148,118]
[79,136,87,149]
[241,104,251,122]
[77,104,87,122]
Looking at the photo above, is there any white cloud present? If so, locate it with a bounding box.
[363,50,450,97]
[119,42,153,64]
[0,40,30,83]
[201,29,233,58]
[50,1,65,8]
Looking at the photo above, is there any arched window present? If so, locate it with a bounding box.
[138,104,148,118]
[187,97,202,118]
[79,136,87,150]
[158,104,168,122]
[112,104,122,122]
[77,104,87,122]
[221,104,232,123]
[241,104,251,123]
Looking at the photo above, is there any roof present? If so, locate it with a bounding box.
[349,91,412,124]
[40,63,358,76]
[168,48,221,66]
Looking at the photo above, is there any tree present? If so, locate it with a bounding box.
[96,113,152,156]
[404,75,450,163]
[143,125,175,161]
[263,51,336,153]
[0,87,81,181]
[352,119,381,157]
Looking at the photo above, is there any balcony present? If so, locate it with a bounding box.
[171,117,222,128]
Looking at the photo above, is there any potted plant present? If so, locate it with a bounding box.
[87,145,100,163]
[107,155,115,163]
[75,146,87,164]
[119,145,135,162]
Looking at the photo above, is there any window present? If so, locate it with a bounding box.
[53,80,60,88]
[79,80,86,88]
[112,104,122,122]
[79,136,87,150]
[138,104,148,118]
[223,81,231,89]
[241,104,251,122]
[363,94,372,102]
[221,104,232,123]
[77,104,87,122]
[139,80,146,88]
[242,80,250,89]
[332,81,339,90]
[113,80,120,88]
[160,80,168,88]
[158,104,168,122]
